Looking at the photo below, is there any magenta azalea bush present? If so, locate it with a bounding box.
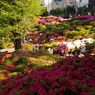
[0,53,95,95]
[36,15,67,25]
[72,15,95,20]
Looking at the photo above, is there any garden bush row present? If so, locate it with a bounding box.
[0,53,95,95]
[0,49,60,80]
[27,15,95,44]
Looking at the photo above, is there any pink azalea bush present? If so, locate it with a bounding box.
[0,53,95,95]
[72,15,95,20]
[36,16,67,25]
[27,15,95,44]
[6,64,15,71]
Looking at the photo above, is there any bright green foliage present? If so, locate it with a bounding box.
[0,0,42,50]
[56,6,63,16]
[41,7,48,16]
[15,64,28,72]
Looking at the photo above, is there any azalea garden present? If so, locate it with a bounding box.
[0,14,95,95]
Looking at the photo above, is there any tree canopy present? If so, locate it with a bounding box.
[0,0,42,50]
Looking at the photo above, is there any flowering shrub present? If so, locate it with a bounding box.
[8,72,18,78]
[43,42,58,48]
[0,54,95,94]
[4,59,13,65]
[15,64,29,72]
[28,15,95,44]
[6,64,15,71]
[10,49,59,69]
[22,43,34,51]
[86,42,95,50]
[0,70,10,80]
[14,57,30,66]
[72,15,95,20]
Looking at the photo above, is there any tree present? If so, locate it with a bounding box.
[41,7,48,16]
[65,5,76,15]
[56,6,63,16]
[77,7,83,14]
[0,0,42,50]
[50,9,56,16]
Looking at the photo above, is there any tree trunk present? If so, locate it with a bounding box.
[14,38,22,50]
[10,19,22,50]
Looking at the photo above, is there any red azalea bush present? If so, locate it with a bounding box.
[0,53,95,95]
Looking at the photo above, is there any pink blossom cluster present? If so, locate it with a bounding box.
[0,53,95,95]
[36,16,67,25]
[72,15,95,20]
[6,64,15,71]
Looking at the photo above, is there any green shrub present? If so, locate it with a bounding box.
[76,26,85,31]
[85,25,93,29]
[14,57,30,66]
[86,42,95,50]
[63,30,70,36]
[0,65,7,70]
[43,42,58,48]
[69,20,81,25]
[79,30,88,36]
[67,30,79,36]
[0,70,10,80]
[50,42,58,48]
[23,43,34,51]
[92,33,95,40]
[4,59,13,65]
[92,22,95,27]
[73,36,83,40]
[67,29,90,37]
[0,75,5,80]
[15,65,28,72]
[9,72,18,78]
[50,9,56,15]
[39,25,47,31]
[56,6,63,16]
[41,7,48,16]
[65,5,76,14]
[92,27,95,31]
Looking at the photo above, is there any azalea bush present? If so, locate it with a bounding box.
[8,72,18,78]
[72,15,95,20]
[22,43,34,51]
[43,42,58,48]
[14,57,30,66]
[0,65,7,70]
[0,54,95,94]
[27,15,95,44]
[0,70,10,80]
[10,49,60,68]
[14,64,29,72]
[4,59,13,65]
[86,42,95,50]
[0,48,60,79]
